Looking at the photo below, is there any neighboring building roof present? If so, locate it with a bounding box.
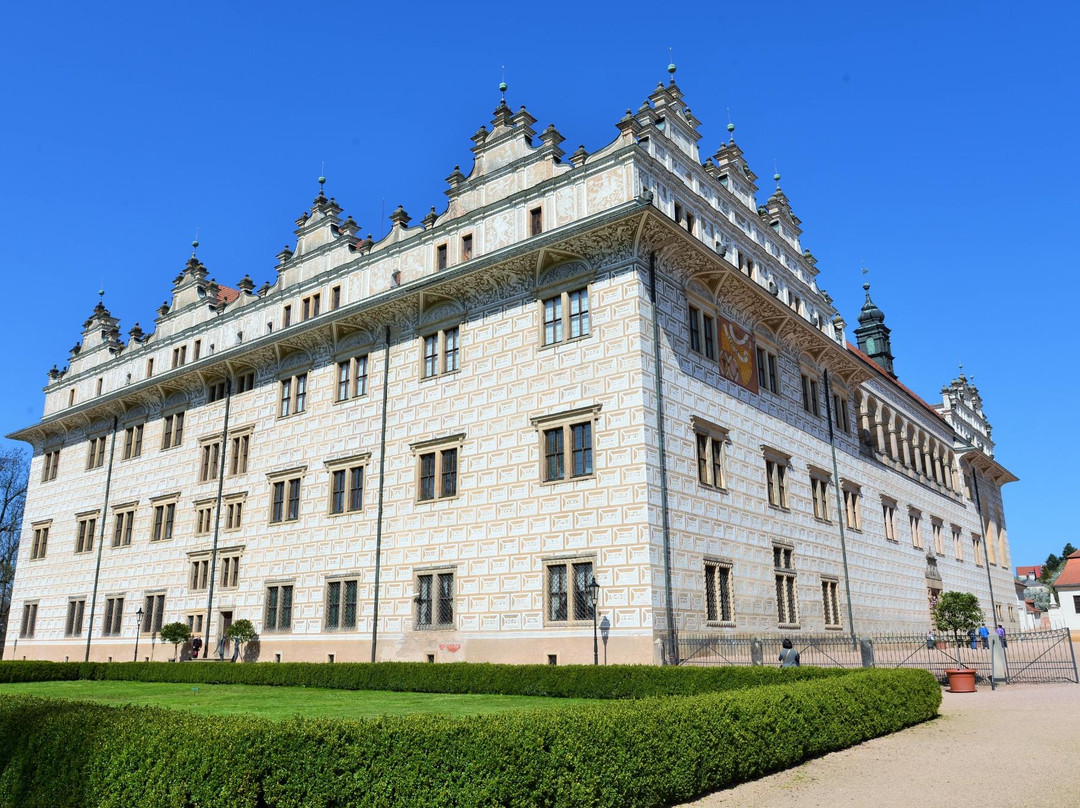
[1053,551,1080,587]
[845,342,948,426]
[1024,598,1040,614]
[1016,565,1044,580]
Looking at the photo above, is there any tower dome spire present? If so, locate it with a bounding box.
[854,281,895,376]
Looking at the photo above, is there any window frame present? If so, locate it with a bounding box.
[419,327,461,379]
[30,520,51,560]
[841,481,862,531]
[278,372,309,418]
[692,417,729,491]
[414,568,456,630]
[540,287,591,347]
[809,469,831,522]
[150,495,178,542]
[19,602,38,639]
[335,354,370,402]
[65,598,86,637]
[264,582,295,633]
[267,467,306,524]
[102,595,125,637]
[324,576,360,631]
[800,370,821,417]
[86,435,107,470]
[229,428,252,476]
[161,410,185,450]
[543,556,597,626]
[704,559,735,625]
[821,577,842,629]
[42,449,61,482]
[531,406,601,485]
[762,448,790,510]
[75,512,98,554]
[773,543,799,628]
[111,505,136,548]
[140,592,167,635]
[411,435,464,503]
[755,343,781,395]
[882,497,899,542]
[325,454,370,515]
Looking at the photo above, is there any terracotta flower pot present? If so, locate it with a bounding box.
[945,668,977,693]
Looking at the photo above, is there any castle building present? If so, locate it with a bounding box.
[5,70,1019,665]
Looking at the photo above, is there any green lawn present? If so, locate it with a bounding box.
[0,680,598,720]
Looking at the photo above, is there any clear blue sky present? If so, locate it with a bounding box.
[2,2,1075,567]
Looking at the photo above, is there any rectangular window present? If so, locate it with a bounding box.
[75,515,97,553]
[702,314,716,360]
[235,372,256,394]
[765,458,788,508]
[189,558,210,591]
[952,525,963,561]
[200,440,221,482]
[436,243,448,271]
[193,340,202,361]
[822,580,842,628]
[283,305,292,327]
[421,327,461,378]
[325,578,359,630]
[270,476,303,523]
[146,357,154,377]
[882,499,898,542]
[194,503,214,536]
[330,465,365,514]
[123,424,144,460]
[220,555,240,589]
[112,509,135,547]
[542,422,593,482]
[541,287,591,346]
[65,599,86,637]
[264,584,294,632]
[172,345,187,368]
[832,390,850,433]
[279,373,308,417]
[230,434,250,475]
[973,535,985,567]
[141,593,166,634]
[42,450,60,482]
[910,510,923,549]
[545,559,595,623]
[688,305,701,353]
[162,411,185,449]
[417,448,458,501]
[302,293,321,320]
[225,499,244,531]
[756,347,780,394]
[843,485,862,530]
[208,380,227,403]
[102,596,124,636]
[415,572,454,629]
[151,503,175,541]
[530,207,543,236]
[20,603,38,638]
[331,285,341,310]
[336,355,369,401]
[773,545,798,626]
[695,427,727,490]
[811,475,830,521]
[704,561,734,623]
[86,436,106,470]
[31,524,50,560]
[932,519,945,556]
[461,234,473,260]
[800,374,820,416]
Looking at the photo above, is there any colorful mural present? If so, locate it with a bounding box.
[717,315,758,393]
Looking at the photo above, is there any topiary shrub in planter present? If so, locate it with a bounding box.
[158,622,191,663]
[934,590,983,691]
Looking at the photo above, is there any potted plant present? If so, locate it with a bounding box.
[226,619,257,662]
[159,621,191,662]
[934,591,983,692]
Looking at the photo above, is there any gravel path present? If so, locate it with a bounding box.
[682,680,1080,808]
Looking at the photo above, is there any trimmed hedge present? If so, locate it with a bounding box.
[0,669,940,808]
[0,659,847,699]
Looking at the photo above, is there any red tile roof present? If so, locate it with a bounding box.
[845,343,948,425]
[1054,551,1080,587]
[1016,565,1044,580]
[217,286,240,306]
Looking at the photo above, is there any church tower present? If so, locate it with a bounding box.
[854,282,895,376]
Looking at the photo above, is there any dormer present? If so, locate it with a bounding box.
[640,68,703,164]
[765,181,803,253]
[936,369,995,457]
[293,182,344,258]
[66,297,124,375]
[711,128,759,211]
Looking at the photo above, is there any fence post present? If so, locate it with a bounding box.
[859,637,875,668]
[750,637,763,666]
[1067,629,1079,684]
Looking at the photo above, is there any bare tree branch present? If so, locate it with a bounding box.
[0,447,29,659]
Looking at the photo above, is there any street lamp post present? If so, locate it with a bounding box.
[133,607,144,662]
[587,577,601,666]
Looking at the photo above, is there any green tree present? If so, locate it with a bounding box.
[1062,543,1077,559]
[159,622,191,661]
[0,449,29,660]
[226,619,257,662]
[934,591,983,667]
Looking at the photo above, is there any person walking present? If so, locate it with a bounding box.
[979,623,990,649]
[779,638,800,668]
[190,635,203,660]
[996,624,1007,649]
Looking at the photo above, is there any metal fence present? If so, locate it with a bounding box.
[669,628,1078,684]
